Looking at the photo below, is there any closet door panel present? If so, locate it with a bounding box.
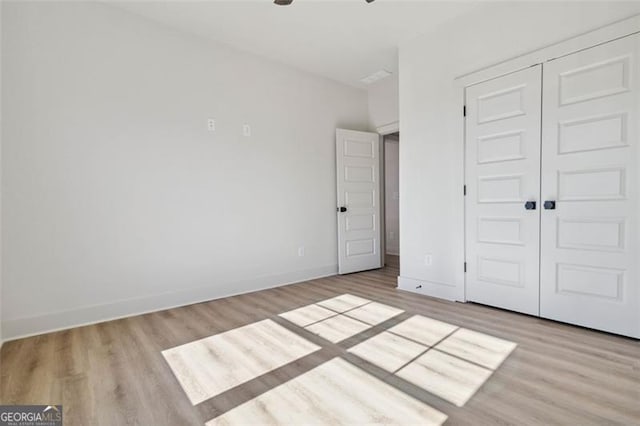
[465,65,542,316]
[541,34,640,338]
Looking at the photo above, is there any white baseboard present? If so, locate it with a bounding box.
[397,275,463,302]
[2,264,338,342]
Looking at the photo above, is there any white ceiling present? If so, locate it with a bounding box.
[109,0,480,88]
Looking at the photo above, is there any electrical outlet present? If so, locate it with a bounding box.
[207,118,215,131]
[424,254,433,267]
[242,124,251,137]
[298,246,305,257]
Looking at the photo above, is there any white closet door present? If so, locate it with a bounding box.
[465,65,542,316]
[541,34,640,338]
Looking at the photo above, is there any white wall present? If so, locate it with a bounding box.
[0,0,3,347]
[1,1,369,340]
[398,2,640,300]
[368,74,399,130]
[384,137,399,256]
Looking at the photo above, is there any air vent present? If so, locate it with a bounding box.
[360,70,392,85]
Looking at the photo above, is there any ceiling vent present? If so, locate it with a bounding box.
[360,70,392,85]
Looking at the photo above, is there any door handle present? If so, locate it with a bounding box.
[337,206,347,212]
[524,201,537,210]
[544,200,556,210]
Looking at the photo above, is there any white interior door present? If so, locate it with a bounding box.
[465,65,542,316]
[540,34,640,338]
[336,129,382,274]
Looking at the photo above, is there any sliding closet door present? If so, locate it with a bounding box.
[540,34,640,338]
[465,65,542,316]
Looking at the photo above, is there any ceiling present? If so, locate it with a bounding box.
[109,0,480,88]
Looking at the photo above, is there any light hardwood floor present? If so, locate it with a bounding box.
[1,256,639,425]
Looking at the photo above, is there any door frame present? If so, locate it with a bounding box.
[457,14,640,303]
[377,121,400,136]
[335,122,399,274]
[377,121,400,269]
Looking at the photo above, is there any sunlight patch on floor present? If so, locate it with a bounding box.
[278,303,337,327]
[163,295,517,416]
[206,358,448,426]
[279,294,405,343]
[162,319,320,405]
[305,314,371,343]
[396,349,493,407]
[387,314,458,346]
[316,294,370,313]
[343,302,405,325]
[347,314,517,407]
[435,328,517,370]
[348,331,425,372]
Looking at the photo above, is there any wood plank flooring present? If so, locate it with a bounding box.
[161,319,321,405]
[1,257,639,425]
[208,358,448,426]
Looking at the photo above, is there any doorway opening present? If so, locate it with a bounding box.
[334,127,398,275]
[383,132,399,270]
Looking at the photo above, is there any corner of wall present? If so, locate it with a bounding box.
[0,1,372,342]
[367,74,399,131]
[0,0,4,349]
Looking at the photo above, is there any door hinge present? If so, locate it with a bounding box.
[464,262,467,273]
[463,105,467,117]
[463,185,467,196]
